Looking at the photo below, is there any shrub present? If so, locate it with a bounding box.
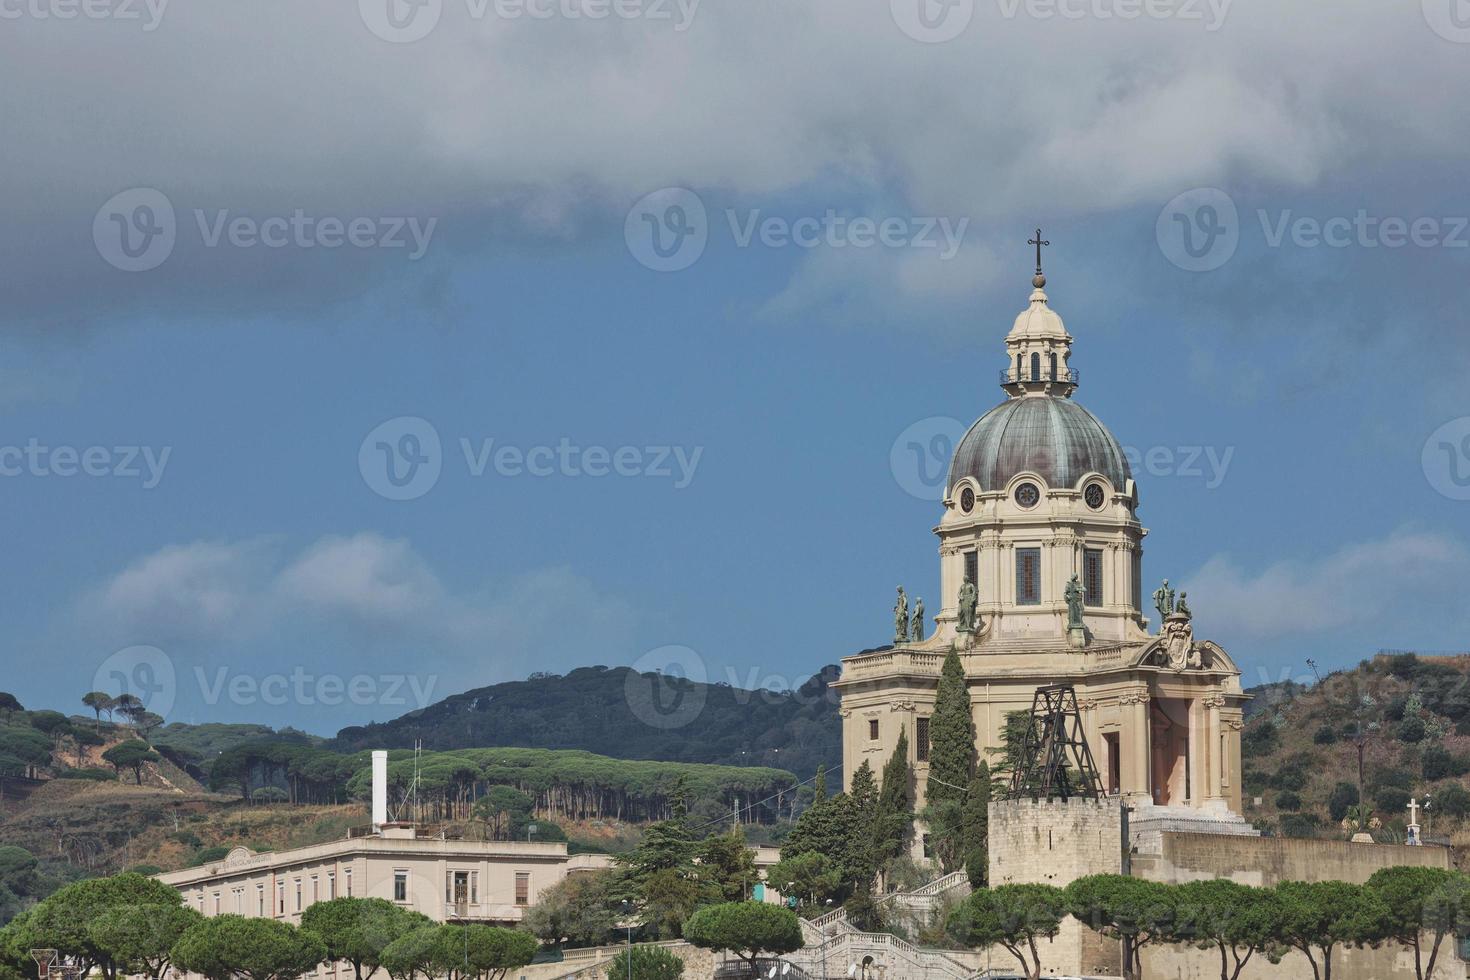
[1375,787,1411,814]
[1397,715,1427,744]
[1242,722,1279,756]
[1313,725,1338,745]
[55,767,116,781]
[1433,783,1470,818]
[1328,782,1360,822]
[1275,791,1302,812]
[190,846,230,867]
[1271,766,1308,792]
[1278,813,1320,838]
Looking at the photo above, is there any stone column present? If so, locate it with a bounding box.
[1202,695,1226,806]
[1119,687,1151,801]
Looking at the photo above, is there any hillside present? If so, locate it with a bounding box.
[1239,651,1470,845]
[330,663,843,779]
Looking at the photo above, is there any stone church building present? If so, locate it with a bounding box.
[835,261,1249,827]
[830,257,1462,980]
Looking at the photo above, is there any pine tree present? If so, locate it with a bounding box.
[876,731,914,866]
[962,761,991,886]
[927,649,977,806]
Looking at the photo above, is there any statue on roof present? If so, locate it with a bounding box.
[911,598,926,641]
[957,580,978,633]
[1065,574,1085,631]
[894,586,909,643]
[1152,579,1175,622]
[1175,591,1192,620]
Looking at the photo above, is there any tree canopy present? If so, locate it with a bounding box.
[682,902,802,965]
[172,916,326,980]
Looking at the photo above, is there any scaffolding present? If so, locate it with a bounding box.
[1010,684,1105,801]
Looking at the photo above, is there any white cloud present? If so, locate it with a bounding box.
[3,0,1467,322]
[1183,529,1470,639]
[78,533,639,686]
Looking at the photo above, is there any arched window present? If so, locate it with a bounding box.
[1030,352,1041,380]
[1015,353,1021,380]
[1049,352,1058,379]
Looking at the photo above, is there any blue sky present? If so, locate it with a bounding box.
[2,0,1468,736]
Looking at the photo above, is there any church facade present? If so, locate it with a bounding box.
[834,260,1248,826]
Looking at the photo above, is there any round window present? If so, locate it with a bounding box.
[960,486,976,513]
[1084,483,1106,509]
[1014,482,1041,508]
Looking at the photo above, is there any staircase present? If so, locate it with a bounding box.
[795,872,981,979]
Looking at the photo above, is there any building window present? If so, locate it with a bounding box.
[1084,548,1104,607]
[515,873,530,907]
[1132,552,1142,611]
[327,873,336,900]
[258,885,266,916]
[344,869,353,897]
[295,879,303,912]
[1016,548,1041,605]
[1030,352,1040,380]
[471,872,479,904]
[868,719,879,740]
[213,893,221,915]
[915,717,930,763]
[394,871,408,903]
[310,875,319,904]
[963,550,977,586]
[278,882,286,915]
[1049,352,1057,379]
[234,889,243,914]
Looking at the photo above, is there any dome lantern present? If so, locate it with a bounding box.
[1001,229,1077,398]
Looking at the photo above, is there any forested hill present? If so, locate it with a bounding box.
[331,664,843,779]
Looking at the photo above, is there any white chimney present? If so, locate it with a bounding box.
[371,750,388,830]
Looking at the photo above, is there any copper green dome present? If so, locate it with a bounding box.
[948,395,1130,494]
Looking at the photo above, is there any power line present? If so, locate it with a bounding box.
[684,765,843,836]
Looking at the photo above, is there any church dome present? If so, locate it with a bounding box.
[948,395,1131,494]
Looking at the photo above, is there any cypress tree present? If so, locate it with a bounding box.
[962,761,991,886]
[813,765,827,802]
[877,731,913,865]
[926,649,977,806]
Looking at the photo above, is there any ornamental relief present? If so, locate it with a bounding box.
[1118,687,1151,705]
[889,700,917,713]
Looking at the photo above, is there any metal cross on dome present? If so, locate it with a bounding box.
[1029,228,1050,276]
